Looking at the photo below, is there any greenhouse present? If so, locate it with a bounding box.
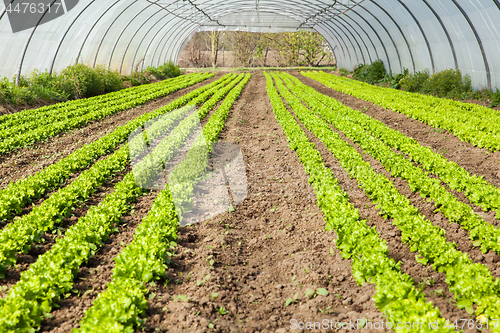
[1,1,500,332]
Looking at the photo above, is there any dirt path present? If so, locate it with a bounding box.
[137,72,385,333]
[7,70,500,332]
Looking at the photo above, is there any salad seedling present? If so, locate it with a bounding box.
[305,288,329,298]
[172,294,187,302]
[285,292,300,306]
[319,306,333,314]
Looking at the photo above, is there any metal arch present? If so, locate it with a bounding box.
[315,25,349,67]
[449,0,491,90]
[323,17,365,64]
[299,20,351,65]
[396,0,434,73]
[494,0,500,11]
[305,15,358,65]
[152,7,346,68]
[173,27,200,64]
[321,36,340,67]
[49,0,96,75]
[164,13,350,66]
[0,0,15,21]
[356,3,402,71]
[107,3,155,70]
[298,0,366,29]
[366,1,415,72]
[343,9,392,72]
[75,0,122,66]
[152,18,194,70]
[150,19,192,72]
[16,0,59,85]
[167,25,200,65]
[155,0,316,27]
[137,16,194,73]
[214,1,319,20]
[92,0,139,68]
[316,23,350,64]
[335,14,374,63]
[337,13,379,61]
[421,0,458,69]
[319,20,361,65]
[184,0,324,23]
[130,16,182,74]
[144,0,221,26]
[119,8,165,74]
[160,21,204,67]
[195,4,319,26]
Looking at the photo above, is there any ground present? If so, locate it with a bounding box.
[1,71,499,332]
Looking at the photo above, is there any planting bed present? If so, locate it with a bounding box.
[1,71,500,333]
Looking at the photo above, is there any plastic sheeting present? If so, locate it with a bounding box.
[0,0,499,89]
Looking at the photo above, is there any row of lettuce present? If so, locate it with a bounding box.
[0,62,182,106]
[345,60,500,105]
[0,73,213,154]
[308,71,500,151]
[77,73,250,333]
[268,71,500,331]
[0,74,233,277]
[285,72,500,255]
[0,73,215,223]
[0,73,250,332]
[265,71,451,332]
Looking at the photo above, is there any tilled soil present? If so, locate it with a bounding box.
[137,72,386,333]
[4,71,500,332]
[0,74,221,189]
[295,72,500,189]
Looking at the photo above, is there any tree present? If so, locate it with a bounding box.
[227,32,261,66]
[274,31,332,66]
[209,31,221,67]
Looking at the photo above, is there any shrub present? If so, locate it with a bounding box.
[0,77,37,105]
[95,66,124,93]
[400,70,430,92]
[339,68,350,76]
[61,64,105,98]
[491,88,500,108]
[421,68,471,98]
[353,59,386,84]
[146,61,181,79]
[0,61,180,107]
[380,68,409,89]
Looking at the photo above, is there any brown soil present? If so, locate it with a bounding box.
[295,72,500,191]
[4,71,500,333]
[0,101,52,116]
[286,96,479,327]
[136,72,384,333]
[0,74,221,189]
[40,185,161,333]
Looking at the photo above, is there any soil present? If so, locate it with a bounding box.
[134,72,385,333]
[3,71,500,333]
[0,74,222,189]
[295,72,500,191]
